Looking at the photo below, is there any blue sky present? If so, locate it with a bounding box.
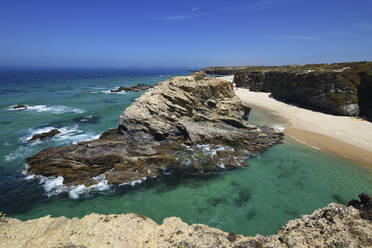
[0,0,371,67]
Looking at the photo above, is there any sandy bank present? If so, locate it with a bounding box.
[0,203,371,248]
[234,87,372,166]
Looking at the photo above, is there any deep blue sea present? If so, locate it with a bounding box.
[0,67,371,236]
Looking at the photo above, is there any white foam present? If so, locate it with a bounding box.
[8,105,85,114]
[4,146,34,161]
[272,124,285,132]
[89,88,128,95]
[290,135,321,151]
[20,125,99,145]
[24,170,112,199]
[119,177,147,187]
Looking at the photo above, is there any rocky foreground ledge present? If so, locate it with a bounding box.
[1,202,371,248]
[26,72,283,186]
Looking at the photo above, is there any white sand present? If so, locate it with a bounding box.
[219,75,372,166]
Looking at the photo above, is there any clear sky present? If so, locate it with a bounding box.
[1,0,372,68]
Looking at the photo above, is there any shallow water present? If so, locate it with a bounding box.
[1,67,371,236]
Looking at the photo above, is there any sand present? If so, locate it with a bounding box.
[234,88,372,166]
[217,76,372,166]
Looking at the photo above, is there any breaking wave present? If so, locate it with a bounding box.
[8,105,85,114]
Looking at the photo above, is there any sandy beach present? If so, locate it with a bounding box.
[218,76,372,166]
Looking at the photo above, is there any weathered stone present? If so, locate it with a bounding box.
[26,74,283,186]
[28,129,61,141]
[1,202,371,248]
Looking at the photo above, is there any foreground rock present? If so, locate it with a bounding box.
[26,72,283,186]
[28,129,61,141]
[1,202,371,248]
[110,83,152,93]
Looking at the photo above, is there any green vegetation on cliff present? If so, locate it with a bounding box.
[204,61,372,75]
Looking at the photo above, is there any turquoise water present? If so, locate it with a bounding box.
[1,67,372,236]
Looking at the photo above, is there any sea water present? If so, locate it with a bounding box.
[0,67,371,236]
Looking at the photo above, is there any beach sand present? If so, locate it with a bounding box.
[235,88,372,166]
[218,76,372,166]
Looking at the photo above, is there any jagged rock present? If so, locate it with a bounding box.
[1,202,371,248]
[110,83,152,93]
[28,129,61,141]
[348,193,372,221]
[13,104,27,110]
[26,74,283,186]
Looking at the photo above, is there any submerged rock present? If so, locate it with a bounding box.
[26,73,283,186]
[74,115,101,124]
[110,83,152,93]
[1,202,371,248]
[348,192,372,221]
[28,129,61,141]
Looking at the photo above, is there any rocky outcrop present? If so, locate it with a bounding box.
[26,72,283,186]
[1,202,371,248]
[110,83,152,93]
[358,72,372,121]
[28,129,61,141]
[234,70,361,116]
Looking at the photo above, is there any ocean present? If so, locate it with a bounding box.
[0,67,371,236]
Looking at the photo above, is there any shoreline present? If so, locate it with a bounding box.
[233,87,372,167]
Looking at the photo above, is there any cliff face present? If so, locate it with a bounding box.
[1,203,371,248]
[204,62,372,119]
[358,72,372,121]
[26,72,283,186]
[234,71,360,116]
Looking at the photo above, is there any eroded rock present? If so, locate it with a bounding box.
[1,202,371,248]
[26,73,283,186]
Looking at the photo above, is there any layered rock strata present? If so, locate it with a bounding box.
[26,72,283,186]
[1,202,371,248]
[234,70,360,116]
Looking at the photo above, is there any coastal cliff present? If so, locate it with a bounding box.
[1,202,371,248]
[26,72,282,186]
[204,62,372,120]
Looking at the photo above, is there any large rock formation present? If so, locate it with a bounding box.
[234,70,360,116]
[26,72,283,186]
[1,202,371,248]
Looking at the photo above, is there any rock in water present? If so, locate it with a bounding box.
[13,104,27,110]
[28,129,61,141]
[110,83,152,93]
[348,192,372,221]
[26,73,283,186]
